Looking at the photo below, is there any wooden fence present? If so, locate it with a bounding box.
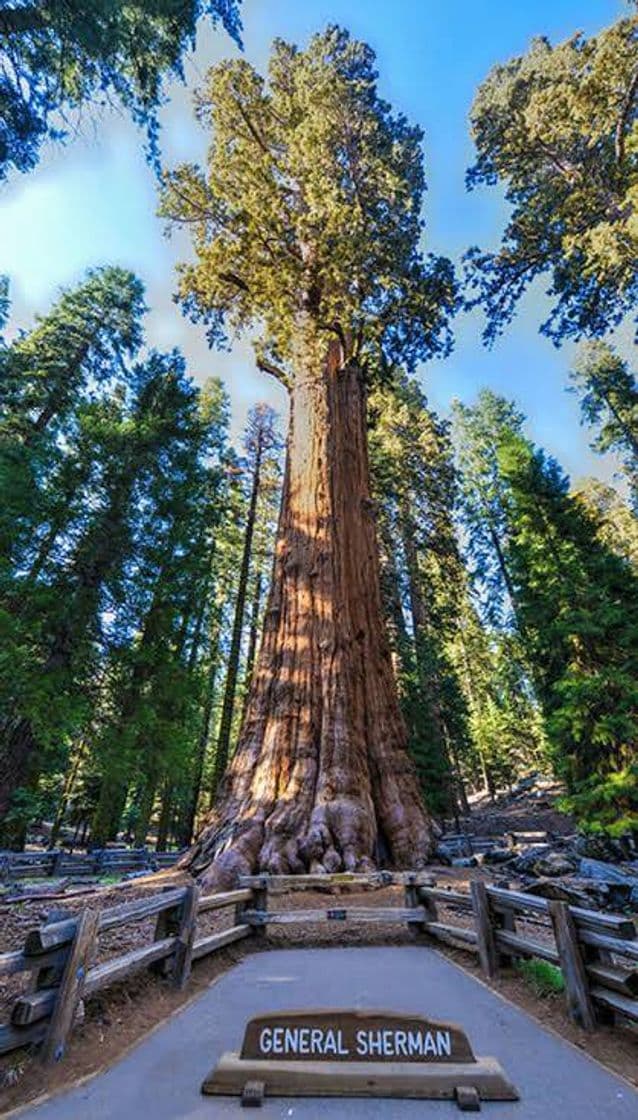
[238,871,638,1032]
[0,870,636,1065]
[0,847,183,883]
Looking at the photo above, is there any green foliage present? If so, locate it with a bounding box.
[452,392,526,627]
[0,267,258,850]
[455,389,638,831]
[573,478,638,571]
[571,342,638,508]
[0,1,242,180]
[516,959,565,997]
[559,764,638,838]
[160,25,456,377]
[500,434,638,798]
[369,373,472,814]
[466,14,638,343]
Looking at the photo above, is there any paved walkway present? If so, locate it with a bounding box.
[17,946,638,1118]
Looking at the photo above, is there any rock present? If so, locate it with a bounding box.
[531,852,578,878]
[508,846,552,875]
[38,906,73,923]
[573,834,629,862]
[434,843,456,865]
[523,877,612,910]
[482,847,513,865]
[578,857,638,886]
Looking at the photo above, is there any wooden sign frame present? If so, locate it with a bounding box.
[201,1008,519,1111]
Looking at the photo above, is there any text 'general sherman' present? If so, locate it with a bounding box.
[240,1011,475,1065]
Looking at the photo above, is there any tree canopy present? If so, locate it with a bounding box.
[0,0,242,180]
[571,341,638,508]
[160,25,456,378]
[465,13,638,344]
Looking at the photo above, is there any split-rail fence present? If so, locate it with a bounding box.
[0,871,636,1066]
[0,847,182,883]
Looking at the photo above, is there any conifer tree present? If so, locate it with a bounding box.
[0,1,242,180]
[466,12,638,343]
[211,403,280,798]
[368,374,471,816]
[571,342,638,508]
[498,433,638,832]
[162,27,456,885]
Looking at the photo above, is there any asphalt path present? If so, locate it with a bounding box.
[16,946,638,1118]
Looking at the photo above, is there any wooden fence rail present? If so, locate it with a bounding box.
[0,871,636,1065]
[0,847,183,883]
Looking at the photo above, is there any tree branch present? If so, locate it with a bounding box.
[256,357,292,390]
[615,64,638,165]
[0,6,45,36]
[219,272,250,292]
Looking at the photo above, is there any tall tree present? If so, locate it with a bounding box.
[211,403,280,799]
[0,269,148,843]
[498,431,638,833]
[162,26,456,886]
[465,13,638,343]
[0,0,241,180]
[89,368,230,847]
[452,391,526,629]
[368,374,471,817]
[0,348,203,845]
[571,342,638,507]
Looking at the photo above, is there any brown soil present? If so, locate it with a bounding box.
[0,877,636,1116]
[454,778,576,838]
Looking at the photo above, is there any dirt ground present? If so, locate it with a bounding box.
[447,777,577,838]
[1,872,637,1116]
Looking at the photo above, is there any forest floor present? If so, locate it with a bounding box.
[445,774,576,838]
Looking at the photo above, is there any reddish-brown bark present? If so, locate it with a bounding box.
[185,342,433,888]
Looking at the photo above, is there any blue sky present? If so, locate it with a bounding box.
[0,0,632,482]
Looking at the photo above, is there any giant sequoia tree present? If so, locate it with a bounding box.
[162,27,456,885]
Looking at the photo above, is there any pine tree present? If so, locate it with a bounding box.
[368,374,471,817]
[0,1,242,180]
[498,432,638,832]
[571,342,638,508]
[465,12,638,343]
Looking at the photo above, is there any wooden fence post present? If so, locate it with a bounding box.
[41,908,99,1064]
[417,885,438,926]
[471,881,498,979]
[485,884,517,968]
[252,877,268,939]
[171,882,200,990]
[548,901,596,1031]
[404,874,421,936]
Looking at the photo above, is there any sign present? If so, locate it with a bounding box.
[241,1010,475,1064]
[201,1007,519,1107]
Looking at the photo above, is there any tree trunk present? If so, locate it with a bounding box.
[49,742,86,849]
[184,342,433,889]
[211,434,263,798]
[133,778,158,848]
[240,571,263,726]
[156,784,173,852]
